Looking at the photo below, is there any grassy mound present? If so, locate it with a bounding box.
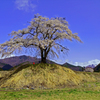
[75,71,97,82]
[0,63,82,90]
[0,63,98,90]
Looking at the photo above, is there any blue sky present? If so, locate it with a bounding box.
[0,0,100,67]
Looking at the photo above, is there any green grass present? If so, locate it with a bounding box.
[0,81,100,100]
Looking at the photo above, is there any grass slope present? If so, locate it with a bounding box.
[0,63,100,100]
[0,63,82,90]
[0,63,98,91]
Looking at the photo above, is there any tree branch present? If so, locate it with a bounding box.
[56,43,69,51]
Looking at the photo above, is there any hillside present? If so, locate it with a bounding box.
[0,63,98,91]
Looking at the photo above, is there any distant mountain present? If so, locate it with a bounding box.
[0,62,7,68]
[62,62,83,71]
[0,55,84,71]
[8,61,32,71]
[2,64,13,70]
[0,55,37,67]
[85,64,95,68]
[94,63,100,72]
[0,55,40,68]
[0,55,61,69]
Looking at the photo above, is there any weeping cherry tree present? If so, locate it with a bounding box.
[0,13,83,63]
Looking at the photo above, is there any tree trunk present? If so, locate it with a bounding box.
[41,57,46,63]
[41,49,47,63]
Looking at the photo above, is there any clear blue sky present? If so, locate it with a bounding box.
[0,0,100,66]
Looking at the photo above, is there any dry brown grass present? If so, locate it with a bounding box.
[0,63,99,90]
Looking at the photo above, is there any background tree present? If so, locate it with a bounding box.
[0,13,83,63]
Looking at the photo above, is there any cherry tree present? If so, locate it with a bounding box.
[0,13,83,63]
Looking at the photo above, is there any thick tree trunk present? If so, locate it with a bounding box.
[41,57,46,63]
[41,49,47,63]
